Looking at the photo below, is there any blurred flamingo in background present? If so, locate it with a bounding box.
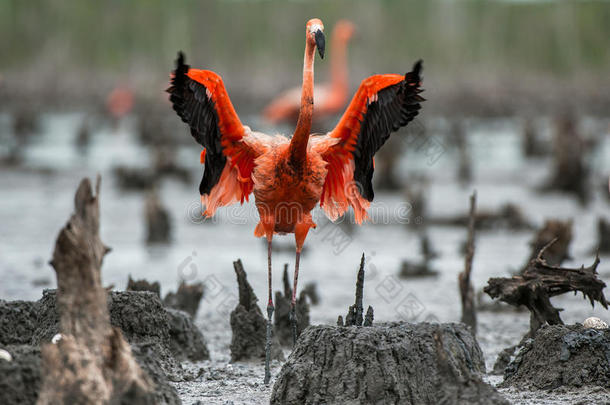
[263,20,356,124]
[106,85,134,124]
[167,18,424,384]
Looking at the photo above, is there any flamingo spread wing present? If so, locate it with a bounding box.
[168,52,268,216]
[313,60,424,223]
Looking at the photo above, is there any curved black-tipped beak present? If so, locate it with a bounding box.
[315,30,325,59]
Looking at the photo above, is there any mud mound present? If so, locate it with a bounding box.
[1,289,208,383]
[0,300,38,345]
[30,290,59,345]
[0,291,197,404]
[125,276,204,319]
[0,345,41,405]
[271,322,508,405]
[163,281,204,318]
[166,308,209,362]
[31,289,209,364]
[130,343,182,404]
[502,324,610,389]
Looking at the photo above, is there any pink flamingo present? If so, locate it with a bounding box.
[168,18,424,383]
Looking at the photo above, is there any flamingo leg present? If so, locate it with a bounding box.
[291,217,315,346]
[290,249,301,346]
[264,237,273,385]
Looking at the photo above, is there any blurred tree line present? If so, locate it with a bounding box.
[1,0,609,110]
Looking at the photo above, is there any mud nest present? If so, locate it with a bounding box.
[163,280,204,318]
[271,322,508,405]
[0,289,209,405]
[501,324,610,390]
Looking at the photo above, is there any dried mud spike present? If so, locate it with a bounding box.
[345,306,355,326]
[337,316,344,326]
[363,306,374,326]
[342,254,371,327]
[230,259,283,362]
[354,253,365,326]
[274,288,286,341]
[273,267,311,346]
[234,259,256,311]
[282,263,291,298]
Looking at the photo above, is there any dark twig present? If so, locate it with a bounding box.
[485,238,607,336]
[459,191,477,332]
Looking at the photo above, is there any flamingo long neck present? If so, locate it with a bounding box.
[289,38,316,165]
[330,33,348,95]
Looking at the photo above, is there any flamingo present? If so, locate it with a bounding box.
[106,85,134,126]
[167,18,424,384]
[262,19,356,124]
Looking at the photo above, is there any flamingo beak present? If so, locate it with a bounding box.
[315,30,325,59]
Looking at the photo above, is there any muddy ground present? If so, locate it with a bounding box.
[0,113,609,403]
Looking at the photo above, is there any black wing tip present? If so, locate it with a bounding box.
[405,59,423,84]
[413,59,423,75]
[168,51,189,95]
[176,51,186,68]
[175,51,188,73]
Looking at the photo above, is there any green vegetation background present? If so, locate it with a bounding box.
[1,0,608,102]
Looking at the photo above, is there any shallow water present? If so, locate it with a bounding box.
[1,113,609,404]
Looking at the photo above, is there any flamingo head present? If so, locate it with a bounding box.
[306,18,325,59]
[334,20,356,42]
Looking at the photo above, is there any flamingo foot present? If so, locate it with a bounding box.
[264,303,274,385]
[289,302,297,347]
